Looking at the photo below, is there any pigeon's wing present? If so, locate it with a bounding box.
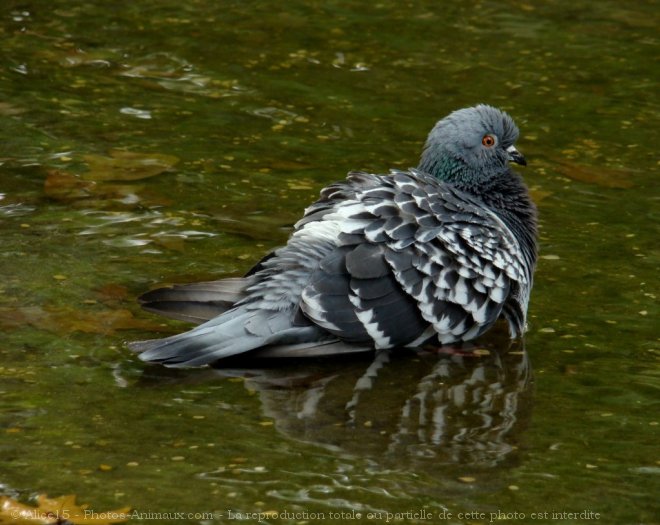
[298,169,532,347]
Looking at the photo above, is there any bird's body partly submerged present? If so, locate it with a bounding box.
[129,105,538,367]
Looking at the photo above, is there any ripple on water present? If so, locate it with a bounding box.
[0,203,36,217]
[119,52,251,98]
[74,210,218,252]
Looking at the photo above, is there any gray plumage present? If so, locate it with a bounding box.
[129,105,537,367]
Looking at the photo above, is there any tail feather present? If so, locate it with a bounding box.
[138,278,249,324]
[130,330,268,367]
[129,307,326,367]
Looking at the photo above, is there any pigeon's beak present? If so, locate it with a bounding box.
[506,145,527,166]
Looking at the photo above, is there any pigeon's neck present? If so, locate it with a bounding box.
[418,154,538,270]
[417,154,482,187]
[417,155,508,188]
[479,172,539,273]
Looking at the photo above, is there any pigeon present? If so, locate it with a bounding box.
[129,105,538,367]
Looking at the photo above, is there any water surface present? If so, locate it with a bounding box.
[0,1,657,524]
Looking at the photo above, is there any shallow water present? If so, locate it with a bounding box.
[0,1,658,524]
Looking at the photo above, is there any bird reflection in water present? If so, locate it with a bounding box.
[208,338,533,469]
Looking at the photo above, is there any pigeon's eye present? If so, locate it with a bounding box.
[482,135,496,147]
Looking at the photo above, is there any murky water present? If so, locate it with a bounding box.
[1,1,657,524]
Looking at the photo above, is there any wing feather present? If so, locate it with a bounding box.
[296,169,533,346]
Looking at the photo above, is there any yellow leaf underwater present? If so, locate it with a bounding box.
[0,102,27,116]
[44,169,96,201]
[0,494,130,525]
[555,160,634,189]
[43,168,173,207]
[0,306,164,336]
[82,150,179,181]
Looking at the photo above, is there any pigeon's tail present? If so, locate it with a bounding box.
[128,306,324,368]
[137,278,249,324]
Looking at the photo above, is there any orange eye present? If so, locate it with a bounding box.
[482,135,496,147]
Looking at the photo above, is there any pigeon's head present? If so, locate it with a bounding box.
[418,105,526,186]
